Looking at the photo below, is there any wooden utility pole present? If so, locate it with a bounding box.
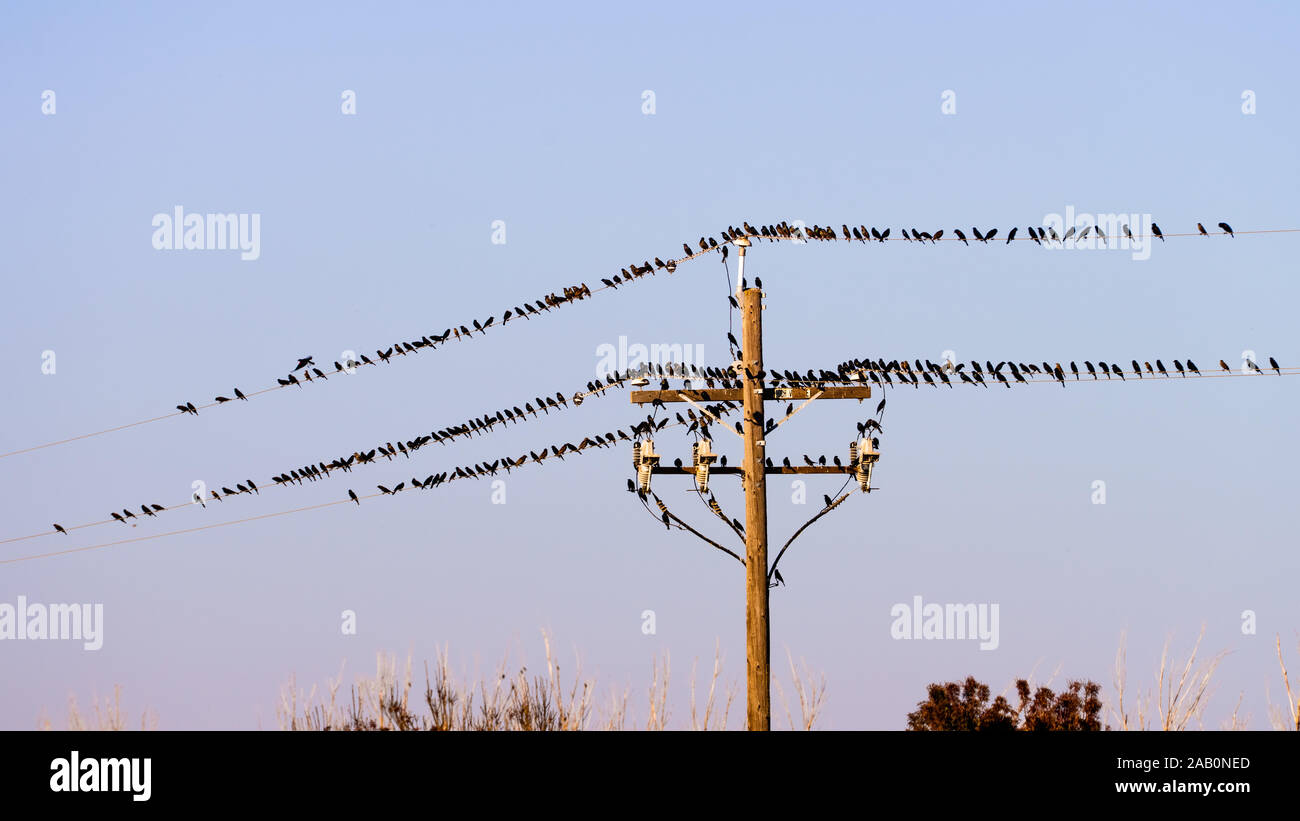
[740,283,771,729]
[629,241,874,730]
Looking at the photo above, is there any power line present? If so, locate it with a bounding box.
[7,222,1290,461]
[1,400,747,549]
[0,245,727,462]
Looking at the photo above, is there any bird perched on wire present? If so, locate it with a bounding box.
[1218,222,1234,237]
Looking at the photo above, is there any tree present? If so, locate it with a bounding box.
[906,676,1017,731]
[907,676,1105,731]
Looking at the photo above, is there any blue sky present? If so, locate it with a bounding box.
[1,0,1297,729]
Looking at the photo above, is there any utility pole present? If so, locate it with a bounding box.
[629,240,876,731]
[739,250,771,729]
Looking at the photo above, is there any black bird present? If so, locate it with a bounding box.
[1006,227,1017,244]
[111,512,125,524]
[1187,360,1200,375]
[1151,223,1164,242]
[53,523,67,535]
[972,227,986,242]
[349,489,359,505]
[176,404,190,414]
[1123,224,1134,241]
[823,494,833,508]
[1095,225,1107,244]
[1156,360,1168,376]
[1219,222,1234,237]
[1174,360,1185,377]
[186,402,198,415]
[215,396,231,403]
[773,569,785,586]
[294,356,314,370]
[954,229,968,245]
[1270,356,1281,375]
[1070,362,1079,380]
[234,388,247,401]
[1132,360,1142,378]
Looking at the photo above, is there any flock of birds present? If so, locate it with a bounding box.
[48,345,1288,538]
[697,220,1236,246]
[814,354,1285,389]
[161,218,1247,425]
[53,384,753,537]
[31,216,1281,547]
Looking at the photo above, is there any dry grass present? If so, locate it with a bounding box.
[275,633,823,731]
[1267,634,1299,730]
[775,648,827,730]
[1111,625,1229,730]
[37,684,157,731]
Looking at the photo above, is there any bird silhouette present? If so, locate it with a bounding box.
[1270,356,1281,375]
[294,357,314,370]
[1151,223,1164,242]
[1197,223,1207,236]
[1219,222,1234,237]
[234,388,247,401]
[53,524,67,535]
[954,229,968,246]
[215,396,231,403]
[1219,360,1230,372]
[1006,227,1017,244]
